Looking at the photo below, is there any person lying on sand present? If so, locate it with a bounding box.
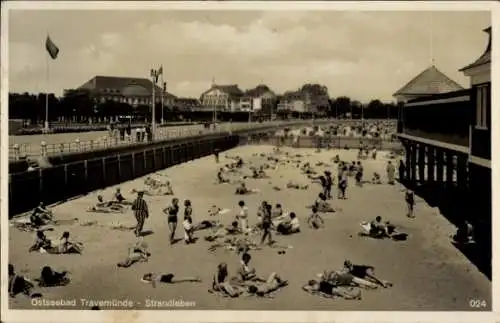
[307,206,325,229]
[302,279,361,300]
[208,236,261,253]
[275,212,301,235]
[318,269,379,289]
[235,183,259,195]
[30,202,53,227]
[205,221,242,242]
[286,181,309,190]
[88,195,124,213]
[36,266,70,287]
[141,273,201,287]
[117,241,151,268]
[9,264,35,298]
[360,218,407,241]
[343,260,392,288]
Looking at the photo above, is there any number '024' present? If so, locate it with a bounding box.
[469,299,487,308]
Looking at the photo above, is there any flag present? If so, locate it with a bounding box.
[45,36,59,60]
[155,66,163,83]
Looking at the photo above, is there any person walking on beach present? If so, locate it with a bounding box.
[386,161,395,185]
[131,191,149,237]
[164,198,180,244]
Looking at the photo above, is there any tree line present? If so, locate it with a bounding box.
[9,89,401,124]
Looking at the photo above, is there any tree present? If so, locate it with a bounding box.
[335,96,351,118]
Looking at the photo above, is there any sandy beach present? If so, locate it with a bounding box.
[8,145,491,311]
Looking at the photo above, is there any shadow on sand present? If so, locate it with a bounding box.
[400,179,491,280]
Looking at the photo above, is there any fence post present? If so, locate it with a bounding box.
[117,155,122,179]
[131,152,136,176]
[84,160,88,182]
[102,157,107,182]
[152,148,157,170]
[143,150,147,171]
[162,147,166,166]
[39,168,44,197]
[64,164,68,187]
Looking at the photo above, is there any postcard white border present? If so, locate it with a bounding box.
[1,1,498,323]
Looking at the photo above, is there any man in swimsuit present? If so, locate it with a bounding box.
[212,263,243,297]
[163,197,179,244]
[302,279,361,300]
[142,272,201,287]
[90,195,124,213]
[183,200,195,244]
[343,260,392,288]
[369,216,388,238]
[216,168,229,184]
[260,205,273,245]
[386,161,395,185]
[324,171,333,199]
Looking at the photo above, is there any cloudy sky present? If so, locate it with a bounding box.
[8,8,490,102]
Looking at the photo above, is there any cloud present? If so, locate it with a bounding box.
[7,10,490,101]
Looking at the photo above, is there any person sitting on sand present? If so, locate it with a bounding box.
[55,231,83,254]
[286,181,309,190]
[452,220,475,245]
[235,157,244,168]
[369,216,388,238]
[332,155,340,164]
[217,168,230,184]
[36,266,70,287]
[88,195,124,213]
[343,260,392,288]
[212,263,243,298]
[312,193,336,213]
[208,205,222,217]
[9,264,35,298]
[271,204,283,219]
[276,212,301,235]
[307,206,325,229]
[302,278,361,300]
[141,272,201,287]
[29,229,54,252]
[236,253,288,297]
[113,188,132,205]
[371,172,382,184]
[117,241,151,268]
[30,202,53,227]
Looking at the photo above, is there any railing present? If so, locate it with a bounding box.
[243,134,402,151]
[9,120,328,160]
[9,135,241,217]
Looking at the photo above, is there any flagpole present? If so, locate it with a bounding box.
[151,69,156,140]
[44,48,49,131]
[161,73,165,125]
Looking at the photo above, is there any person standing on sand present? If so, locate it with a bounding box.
[386,161,395,185]
[260,204,273,245]
[237,200,249,233]
[398,160,406,183]
[163,198,180,244]
[131,191,149,237]
[405,190,415,218]
[214,148,220,163]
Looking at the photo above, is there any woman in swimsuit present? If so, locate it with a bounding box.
[163,198,180,245]
[142,272,201,287]
[183,200,195,244]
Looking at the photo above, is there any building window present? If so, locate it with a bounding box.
[476,84,489,129]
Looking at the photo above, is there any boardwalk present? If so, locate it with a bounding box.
[8,145,490,310]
